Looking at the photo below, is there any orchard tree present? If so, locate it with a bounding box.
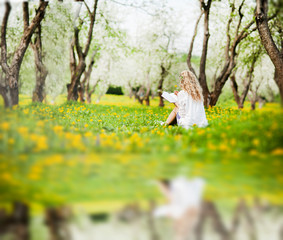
[187,0,268,107]
[230,30,265,108]
[80,0,130,103]
[0,1,48,107]
[67,0,99,101]
[255,0,283,105]
[31,6,48,102]
[43,2,73,102]
[133,1,180,107]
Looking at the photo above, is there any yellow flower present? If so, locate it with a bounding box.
[271,148,283,156]
[252,139,260,146]
[84,131,92,137]
[85,124,89,128]
[53,125,63,133]
[23,109,29,114]
[17,126,28,135]
[1,122,10,130]
[249,149,258,156]
[36,120,44,127]
[8,138,15,145]
[1,173,12,181]
[230,138,236,146]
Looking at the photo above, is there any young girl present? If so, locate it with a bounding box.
[164,70,208,129]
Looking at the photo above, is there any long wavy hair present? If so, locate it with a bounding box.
[179,70,204,102]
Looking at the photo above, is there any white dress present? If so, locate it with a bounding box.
[154,177,205,219]
[176,90,208,129]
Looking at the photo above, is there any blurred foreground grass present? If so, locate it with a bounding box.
[0,94,282,212]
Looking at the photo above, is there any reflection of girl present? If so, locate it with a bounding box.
[164,70,208,129]
[154,177,205,240]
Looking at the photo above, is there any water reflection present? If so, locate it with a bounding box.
[154,177,205,240]
[0,183,282,240]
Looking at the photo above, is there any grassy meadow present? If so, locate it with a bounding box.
[0,94,283,212]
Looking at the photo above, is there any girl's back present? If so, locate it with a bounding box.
[177,90,208,129]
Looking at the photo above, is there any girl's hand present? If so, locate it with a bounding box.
[174,91,179,95]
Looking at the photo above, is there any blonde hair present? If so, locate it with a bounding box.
[179,70,203,102]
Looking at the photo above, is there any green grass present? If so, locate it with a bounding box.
[0,95,282,209]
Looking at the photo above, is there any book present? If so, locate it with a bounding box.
[161,92,178,103]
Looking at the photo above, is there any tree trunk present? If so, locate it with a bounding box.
[230,199,257,240]
[145,94,150,106]
[0,74,19,107]
[67,59,86,101]
[230,52,258,109]
[195,201,230,240]
[230,72,241,108]
[144,71,151,106]
[186,0,258,107]
[0,202,30,240]
[45,207,72,240]
[274,68,283,105]
[12,202,30,240]
[147,200,160,240]
[80,48,99,103]
[67,0,99,102]
[249,89,257,110]
[210,61,235,106]
[86,80,99,104]
[255,0,283,105]
[145,87,151,106]
[136,86,145,105]
[31,22,48,103]
[0,2,48,108]
[158,64,167,107]
[199,0,212,107]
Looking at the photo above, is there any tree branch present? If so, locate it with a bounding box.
[187,10,203,77]
[235,19,254,45]
[198,0,212,103]
[69,38,77,76]
[0,2,11,74]
[11,1,48,67]
[23,2,29,31]
[230,71,240,105]
[240,13,276,41]
[84,1,92,16]
[83,0,99,57]
[225,1,235,61]
[74,27,83,59]
[234,0,245,38]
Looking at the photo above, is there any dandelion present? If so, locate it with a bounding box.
[53,125,63,133]
[271,148,283,156]
[252,139,260,146]
[8,138,15,145]
[1,122,10,130]
[17,126,28,135]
